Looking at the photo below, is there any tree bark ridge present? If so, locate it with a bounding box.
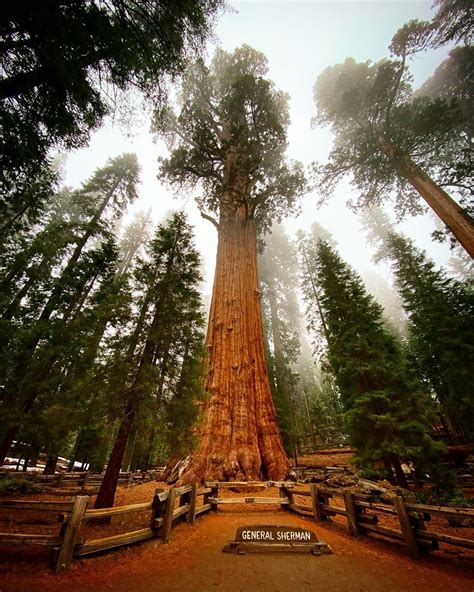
[182,207,289,483]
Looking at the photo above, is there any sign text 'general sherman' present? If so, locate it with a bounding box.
[223,525,333,555]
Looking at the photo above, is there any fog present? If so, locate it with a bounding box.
[63,0,457,295]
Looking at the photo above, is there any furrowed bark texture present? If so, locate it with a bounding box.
[378,136,474,258]
[182,207,290,483]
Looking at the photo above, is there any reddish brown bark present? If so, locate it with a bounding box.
[378,136,474,259]
[181,206,290,483]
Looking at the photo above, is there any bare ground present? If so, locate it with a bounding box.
[1,480,473,592]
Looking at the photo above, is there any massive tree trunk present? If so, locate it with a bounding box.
[181,206,290,483]
[378,136,474,258]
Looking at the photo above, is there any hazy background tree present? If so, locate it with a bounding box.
[259,224,305,462]
[362,206,474,441]
[312,13,473,256]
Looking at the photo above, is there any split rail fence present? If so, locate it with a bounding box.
[0,470,158,493]
[0,481,472,573]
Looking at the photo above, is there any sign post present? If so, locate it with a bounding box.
[223,525,333,555]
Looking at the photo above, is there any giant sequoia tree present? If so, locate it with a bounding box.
[312,22,474,256]
[155,46,306,482]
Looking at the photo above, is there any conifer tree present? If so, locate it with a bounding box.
[95,212,205,507]
[361,206,474,440]
[155,46,306,481]
[0,154,140,464]
[259,225,305,460]
[299,232,441,486]
[0,1,223,199]
[312,22,474,256]
[386,233,474,440]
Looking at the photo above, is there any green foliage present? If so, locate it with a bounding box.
[0,0,223,196]
[0,154,141,464]
[312,17,472,225]
[99,211,206,472]
[259,225,305,455]
[155,45,306,232]
[430,0,473,46]
[0,477,43,495]
[386,233,474,440]
[300,233,442,479]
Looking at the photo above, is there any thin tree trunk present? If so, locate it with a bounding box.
[301,251,332,344]
[182,207,289,483]
[122,426,137,473]
[94,398,137,509]
[378,136,474,258]
[391,454,409,489]
[3,272,42,320]
[43,455,58,475]
[383,458,396,485]
[303,392,317,450]
[67,430,84,472]
[22,442,33,472]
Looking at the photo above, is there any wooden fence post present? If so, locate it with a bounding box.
[54,496,88,573]
[187,483,199,525]
[393,495,420,559]
[150,488,166,536]
[80,472,89,493]
[162,487,177,543]
[209,483,219,511]
[344,491,359,536]
[310,484,323,522]
[280,484,292,511]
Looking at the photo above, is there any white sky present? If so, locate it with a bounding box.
[63,0,456,295]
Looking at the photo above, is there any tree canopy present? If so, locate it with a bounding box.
[155,44,306,232]
[0,0,223,196]
[312,12,473,255]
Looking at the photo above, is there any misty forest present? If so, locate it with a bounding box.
[0,1,473,588]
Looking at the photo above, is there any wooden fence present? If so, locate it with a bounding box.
[0,470,158,493]
[0,481,472,573]
[284,483,474,559]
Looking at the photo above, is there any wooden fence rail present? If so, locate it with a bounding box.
[0,470,158,492]
[0,481,472,572]
[283,483,474,560]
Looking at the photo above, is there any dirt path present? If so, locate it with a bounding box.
[2,509,472,592]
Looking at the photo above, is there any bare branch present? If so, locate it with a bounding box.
[200,211,219,229]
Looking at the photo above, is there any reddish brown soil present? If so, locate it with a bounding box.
[297,448,353,468]
[1,480,473,592]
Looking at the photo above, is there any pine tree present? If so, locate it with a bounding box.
[0,154,140,464]
[361,206,474,440]
[95,212,205,507]
[386,233,474,441]
[301,234,442,486]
